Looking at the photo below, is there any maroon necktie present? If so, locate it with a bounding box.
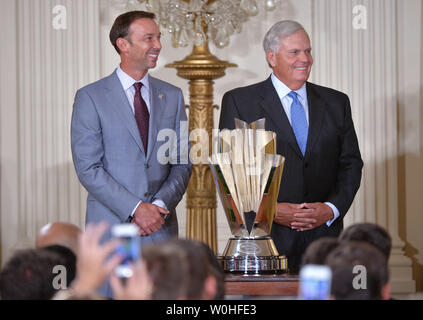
[133,82,149,153]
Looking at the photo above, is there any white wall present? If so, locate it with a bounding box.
[1,0,100,259]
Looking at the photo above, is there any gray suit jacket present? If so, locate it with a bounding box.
[71,70,192,244]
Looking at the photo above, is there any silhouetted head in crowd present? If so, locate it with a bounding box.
[36,222,82,255]
[326,241,390,300]
[0,248,66,299]
[142,239,219,299]
[339,223,392,259]
[301,237,339,267]
[42,245,76,287]
[142,241,191,299]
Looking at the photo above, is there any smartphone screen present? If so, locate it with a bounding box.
[299,264,332,300]
[111,223,141,278]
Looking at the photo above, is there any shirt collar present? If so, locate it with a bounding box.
[270,73,307,102]
[116,65,149,91]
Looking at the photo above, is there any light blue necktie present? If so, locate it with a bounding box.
[288,91,308,155]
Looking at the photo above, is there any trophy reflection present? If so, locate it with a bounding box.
[209,118,287,273]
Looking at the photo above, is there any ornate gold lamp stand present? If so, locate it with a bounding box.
[166,41,235,253]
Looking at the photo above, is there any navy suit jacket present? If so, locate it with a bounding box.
[219,76,363,271]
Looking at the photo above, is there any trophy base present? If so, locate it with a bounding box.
[218,237,288,273]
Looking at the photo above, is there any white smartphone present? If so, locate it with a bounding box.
[111,223,141,278]
[299,264,332,300]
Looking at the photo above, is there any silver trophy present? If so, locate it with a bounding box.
[209,118,287,273]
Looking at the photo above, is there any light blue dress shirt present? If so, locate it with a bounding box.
[270,74,339,227]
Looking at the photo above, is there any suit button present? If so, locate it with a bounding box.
[304,190,308,197]
[144,192,149,197]
[304,162,309,168]
[145,164,149,169]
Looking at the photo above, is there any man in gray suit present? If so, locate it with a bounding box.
[71,10,191,278]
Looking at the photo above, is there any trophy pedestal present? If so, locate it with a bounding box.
[218,237,288,274]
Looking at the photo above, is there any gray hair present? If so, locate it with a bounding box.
[263,20,306,54]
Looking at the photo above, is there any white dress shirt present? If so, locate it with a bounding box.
[116,66,168,216]
[270,73,339,226]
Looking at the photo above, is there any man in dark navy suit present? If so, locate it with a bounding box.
[219,20,363,272]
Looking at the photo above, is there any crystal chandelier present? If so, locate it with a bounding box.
[132,0,280,48]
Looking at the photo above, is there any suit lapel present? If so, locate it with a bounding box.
[146,77,165,161]
[305,82,325,159]
[259,77,303,158]
[103,71,146,155]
